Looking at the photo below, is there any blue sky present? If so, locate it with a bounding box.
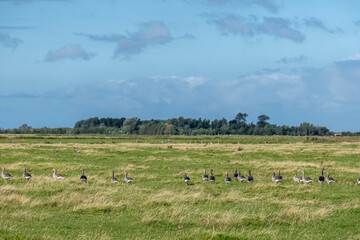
[1,0,360,131]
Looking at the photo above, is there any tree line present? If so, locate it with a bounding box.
[1,113,359,136]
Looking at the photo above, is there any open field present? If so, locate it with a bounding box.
[1,135,360,239]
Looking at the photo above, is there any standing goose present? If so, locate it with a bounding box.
[225,171,232,183]
[302,170,313,184]
[318,168,325,183]
[293,172,302,183]
[247,170,253,183]
[52,168,65,179]
[1,167,12,181]
[272,172,282,183]
[80,169,87,182]
[182,173,190,185]
[111,171,118,183]
[237,171,246,182]
[326,172,335,184]
[125,172,133,183]
[209,169,215,183]
[202,169,209,181]
[23,168,32,180]
[357,172,360,184]
[233,168,239,180]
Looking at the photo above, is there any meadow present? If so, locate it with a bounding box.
[0,134,360,240]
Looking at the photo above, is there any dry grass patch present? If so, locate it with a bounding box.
[0,193,30,206]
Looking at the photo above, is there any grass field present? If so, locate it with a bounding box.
[1,135,360,239]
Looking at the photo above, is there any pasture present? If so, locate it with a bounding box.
[0,135,360,239]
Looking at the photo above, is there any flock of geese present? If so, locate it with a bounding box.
[1,167,133,183]
[183,168,360,185]
[2,167,360,185]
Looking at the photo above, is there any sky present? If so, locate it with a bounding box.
[1,0,360,131]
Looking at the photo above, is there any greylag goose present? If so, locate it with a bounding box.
[358,172,360,184]
[272,172,282,183]
[318,168,325,183]
[233,168,238,179]
[225,171,232,183]
[183,173,190,185]
[302,170,313,183]
[293,172,302,183]
[1,167,12,180]
[80,169,87,182]
[111,171,118,182]
[237,171,246,182]
[202,169,209,181]
[247,170,253,183]
[52,168,65,179]
[326,172,335,184]
[23,168,32,180]
[209,169,215,182]
[125,172,133,183]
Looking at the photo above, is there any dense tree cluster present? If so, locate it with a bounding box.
[71,114,335,136]
[2,113,359,136]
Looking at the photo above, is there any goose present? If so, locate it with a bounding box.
[224,171,232,183]
[293,172,302,183]
[326,172,335,184]
[125,171,133,183]
[182,173,190,185]
[111,171,118,182]
[1,167,12,180]
[318,168,325,183]
[247,170,253,183]
[272,172,282,183]
[237,171,246,182]
[209,169,215,183]
[358,172,360,184]
[233,168,239,179]
[202,169,209,181]
[302,170,313,184]
[52,168,65,179]
[80,169,87,182]
[23,168,32,180]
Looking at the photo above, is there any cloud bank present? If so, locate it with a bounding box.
[209,15,305,42]
[0,33,23,49]
[77,21,172,59]
[304,17,343,33]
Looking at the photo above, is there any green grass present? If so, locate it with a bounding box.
[0,135,360,239]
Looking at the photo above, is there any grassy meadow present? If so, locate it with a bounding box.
[0,134,360,239]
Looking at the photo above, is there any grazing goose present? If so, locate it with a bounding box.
[111,171,119,183]
[326,172,335,184]
[209,169,215,183]
[247,170,253,183]
[302,171,313,184]
[80,169,87,182]
[293,172,302,183]
[233,168,239,179]
[318,168,325,183]
[202,169,209,181]
[23,168,32,180]
[124,172,133,183]
[224,171,232,183]
[1,167,12,181]
[182,173,190,185]
[272,172,282,183]
[237,171,246,182]
[52,168,65,179]
[358,172,360,184]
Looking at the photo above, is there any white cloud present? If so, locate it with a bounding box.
[341,54,360,62]
[45,44,94,62]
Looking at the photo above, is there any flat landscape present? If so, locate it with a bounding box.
[1,135,360,240]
